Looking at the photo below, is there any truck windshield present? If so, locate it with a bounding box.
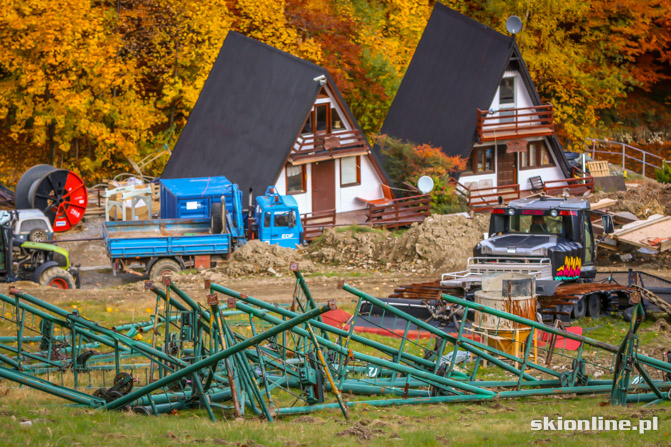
[509,214,563,235]
[274,211,295,228]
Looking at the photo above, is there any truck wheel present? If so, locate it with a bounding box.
[149,259,181,279]
[587,294,601,317]
[211,202,223,234]
[572,297,586,319]
[39,267,76,289]
[28,228,48,242]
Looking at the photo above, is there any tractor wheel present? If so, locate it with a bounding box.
[587,294,602,317]
[572,297,586,319]
[28,228,48,242]
[39,267,76,289]
[149,258,181,280]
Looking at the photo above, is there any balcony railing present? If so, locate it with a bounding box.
[477,104,555,143]
[291,129,368,162]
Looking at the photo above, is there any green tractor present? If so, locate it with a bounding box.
[0,210,80,289]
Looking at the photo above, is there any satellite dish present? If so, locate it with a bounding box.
[417,176,434,194]
[505,15,523,35]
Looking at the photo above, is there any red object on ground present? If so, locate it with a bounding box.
[536,326,583,351]
[194,255,211,269]
[320,309,482,341]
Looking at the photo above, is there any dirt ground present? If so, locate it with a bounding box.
[46,199,671,308]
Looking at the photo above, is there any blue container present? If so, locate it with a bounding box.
[160,177,244,238]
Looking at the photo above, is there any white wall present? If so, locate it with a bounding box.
[516,137,565,191]
[337,155,384,212]
[274,155,384,215]
[275,164,313,214]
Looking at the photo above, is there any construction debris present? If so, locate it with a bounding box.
[1,265,670,422]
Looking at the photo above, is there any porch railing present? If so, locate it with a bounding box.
[477,104,554,142]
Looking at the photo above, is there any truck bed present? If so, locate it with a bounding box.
[103,218,232,259]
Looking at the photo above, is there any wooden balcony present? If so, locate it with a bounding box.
[477,104,555,143]
[289,129,368,164]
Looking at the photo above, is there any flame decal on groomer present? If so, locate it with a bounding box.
[555,256,581,281]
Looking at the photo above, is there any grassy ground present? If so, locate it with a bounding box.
[0,391,669,447]
[1,293,671,446]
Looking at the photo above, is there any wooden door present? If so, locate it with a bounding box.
[497,145,517,186]
[311,160,336,212]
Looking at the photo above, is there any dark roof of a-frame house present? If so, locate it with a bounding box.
[161,31,379,196]
[374,4,570,177]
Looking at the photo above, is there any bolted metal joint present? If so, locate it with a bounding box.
[161,275,172,286]
[207,293,219,306]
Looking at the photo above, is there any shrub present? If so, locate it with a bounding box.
[376,135,467,214]
[655,161,671,184]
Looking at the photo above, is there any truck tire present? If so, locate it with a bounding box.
[211,202,223,234]
[587,294,601,317]
[572,297,586,319]
[39,267,76,289]
[149,258,181,279]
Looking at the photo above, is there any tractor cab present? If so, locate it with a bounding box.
[255,187,303,248]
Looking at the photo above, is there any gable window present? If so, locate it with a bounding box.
[300,90,348,135]
[470,146,495,174]
[331,108,345,131]
[301,114,312,135]
[340,156,361,187]
[520,141,554,169]
[286,164,306,194]
[499,77,515,105]
[315,104,328,132]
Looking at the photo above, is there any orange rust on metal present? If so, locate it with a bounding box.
[404,383,409,399]
[161,275,172,286]
[203,279,211,290]
[390,280,461,300]
[226,296,236,309]
[629,290,641,304]
[337,280,344,290]
[289,262,299,272]
[9,287,19,295]
[144,280,153,290]
[328,299,337,310]
[207,293,219,306]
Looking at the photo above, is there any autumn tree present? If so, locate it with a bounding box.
[0,0,158,183]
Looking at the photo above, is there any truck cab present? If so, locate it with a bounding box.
[255,187,303,248]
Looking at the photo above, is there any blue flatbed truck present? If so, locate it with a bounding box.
[103,180,303,278]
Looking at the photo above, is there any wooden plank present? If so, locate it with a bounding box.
[590,198,617,210]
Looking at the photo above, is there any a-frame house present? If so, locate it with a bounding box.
[374,4,573,198]
[162,32,388,215]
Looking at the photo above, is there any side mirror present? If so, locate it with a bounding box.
[602,214,614,235]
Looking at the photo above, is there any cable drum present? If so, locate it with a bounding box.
[15,165,88,232]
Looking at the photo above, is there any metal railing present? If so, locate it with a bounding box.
[586,138,669,179]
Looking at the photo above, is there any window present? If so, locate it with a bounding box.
[315,104,328,132]
[301,114,312,135]
[264,212,271,227]
[300,89,348,135]
[331,108,345,130]
[509,215,563,235]
[499,77,515,105]
[274,211,296,228]
[340,156,361,187]
[469,146,495,174]
[520,141,554,169]
[286,164,306,194]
